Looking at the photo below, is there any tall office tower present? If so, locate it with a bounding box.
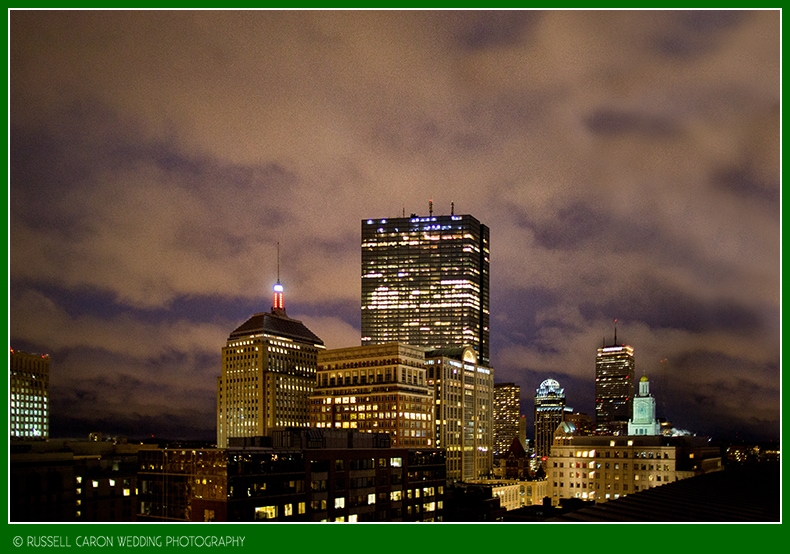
[361,211,490,365]
[628,375,660,436]
[534,378,566,460]
[595,327,635,435]
[10,348,50,440]
[493,383,521,457]
[425,346,494,482]
[216,280,325,448]
[309,343,434,448]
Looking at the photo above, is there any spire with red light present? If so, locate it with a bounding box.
[272,242,286,316]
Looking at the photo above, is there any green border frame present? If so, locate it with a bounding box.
[2,5,784,553]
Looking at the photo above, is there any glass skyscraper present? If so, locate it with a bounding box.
[361,213,490,365]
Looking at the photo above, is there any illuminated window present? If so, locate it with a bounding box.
[254,506,277,520]
[335,497,345,509]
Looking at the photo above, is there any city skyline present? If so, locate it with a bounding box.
[9,10,780,443]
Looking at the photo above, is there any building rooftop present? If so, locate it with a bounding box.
[547,463,780,522]
[229,311,323,345]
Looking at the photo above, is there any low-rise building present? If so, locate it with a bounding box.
[11,439,149,522]
[524,478,549,506]
[466,480,522,511]
[137,429,446,522]
[548,422,722,505]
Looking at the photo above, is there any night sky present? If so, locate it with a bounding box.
[9,10,780,442]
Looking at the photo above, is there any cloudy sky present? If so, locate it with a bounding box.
[10,10,780,442]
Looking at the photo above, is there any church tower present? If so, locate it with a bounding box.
[627,374,660,436]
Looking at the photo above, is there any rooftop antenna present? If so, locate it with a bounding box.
[451,201,454,216]
[429,199,433,217]
[403,206,405,218]
[613,318,618,344]
[272,242,285,314]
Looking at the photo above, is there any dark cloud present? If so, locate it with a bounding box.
[654,10,749,58]
[657,350,779,439]
[711,164,780,208]
[579,276,765,334]
[679,10,747,33]
[528,201,619,250]
[450,10,542,50]
[585,108,681,137]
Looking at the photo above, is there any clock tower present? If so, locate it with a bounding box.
[627,375,660,436]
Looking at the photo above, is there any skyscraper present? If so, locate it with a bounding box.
[10,348,49,440]
[216,280,325,448]
[361,211,490,365]
[595,327,635,435]
[425,346,494,482]
[628,374,660,436]
[493,383,521,457]
[534,378,565,460]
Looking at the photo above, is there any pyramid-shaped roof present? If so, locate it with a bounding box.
[507,436,527,458]
[229,311,324,345]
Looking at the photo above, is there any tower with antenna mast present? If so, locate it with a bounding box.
[361,203,493,477]
[272,242,285,314]
[216,240,325,448]
[595,319,635,435]
[361,201,490,364]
